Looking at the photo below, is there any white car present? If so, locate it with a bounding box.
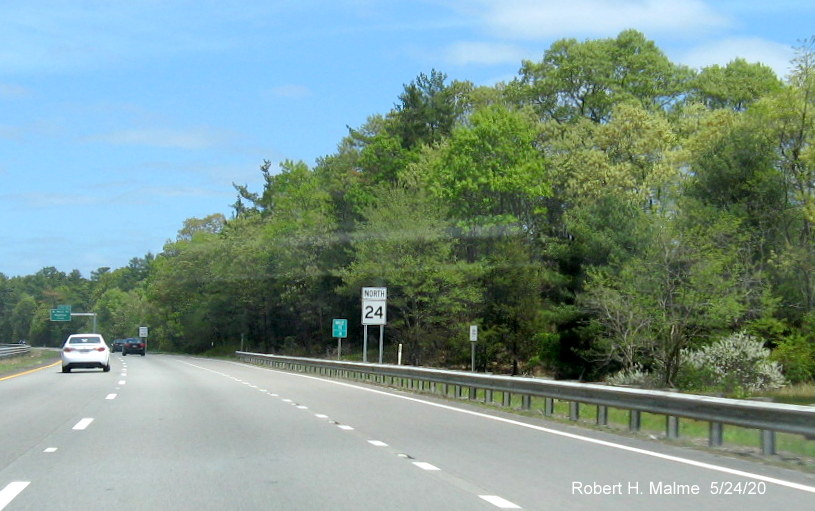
[61,333,111,373]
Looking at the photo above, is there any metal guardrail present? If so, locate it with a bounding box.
[0,344,32,360]
[236,351,815,455]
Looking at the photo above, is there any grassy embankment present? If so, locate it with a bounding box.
[0,348,60,379]
[447,385,815,468]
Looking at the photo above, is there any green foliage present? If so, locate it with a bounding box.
[10,30,815,389]
[690,58,782,111]
[771,334,815,383]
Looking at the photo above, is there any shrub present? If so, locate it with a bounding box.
[771,334,815,383]
[606,363,659,388]
[676,332,786,396]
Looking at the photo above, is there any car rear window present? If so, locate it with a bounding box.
[68,337,102,344]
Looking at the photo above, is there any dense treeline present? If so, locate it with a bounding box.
[4,31,815,386]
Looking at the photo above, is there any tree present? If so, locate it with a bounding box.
[510,30,692,123]
[338,186,482,365]
[583,216,757,385]
[10,295,36,342]
[392,69,469,149]
[426,104,550,261]
[481,238,547,375]
[690,58,782,111]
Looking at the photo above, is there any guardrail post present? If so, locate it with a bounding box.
[569,401,580,421]
[761,430,776,455]
[235,352,815,446]
[597,405,608,426]
[709,422,724,447]
[629,410,641,432]
[666,416,680,439]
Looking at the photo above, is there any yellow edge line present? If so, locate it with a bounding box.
[0,361,61,381]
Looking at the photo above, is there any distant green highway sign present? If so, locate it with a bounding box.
[50,309,71,321]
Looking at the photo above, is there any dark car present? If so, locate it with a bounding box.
[122,338,146,356]
[111,339,126,353]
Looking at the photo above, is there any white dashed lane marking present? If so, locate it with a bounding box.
[0,482,29,511]
[43,448,57,453]
[479,495,522,509]
[180,361,528,509]
[105,393,117,400]
[72,418,94,430]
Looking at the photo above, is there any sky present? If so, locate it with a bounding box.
[1,0,813,278]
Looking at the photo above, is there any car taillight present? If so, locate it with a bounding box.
[139,343,145,348]
[95,347,106,352]
[63,347,74,352]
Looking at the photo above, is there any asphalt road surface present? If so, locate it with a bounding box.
[1,354,814,510]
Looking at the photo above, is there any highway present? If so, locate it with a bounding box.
[1,354,814,510]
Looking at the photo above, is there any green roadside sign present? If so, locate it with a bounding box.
[50,308,71,321]
[332,319,348,338]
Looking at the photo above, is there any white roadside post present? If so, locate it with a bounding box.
[139,326,148,353]
[470,325,478,372]
[361,287,387,363]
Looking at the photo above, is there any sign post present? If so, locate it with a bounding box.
[332,319,348,360]
[469,325,478,372]
[361,287,387,363]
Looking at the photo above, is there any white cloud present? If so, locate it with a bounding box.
[0,83,32,99]
[265,84,313,99]
[443,41,530,66]
[87,126,239,150]
[679,37,794,77]
[471,0,731,40]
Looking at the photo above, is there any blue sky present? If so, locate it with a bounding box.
[1,0,812,278]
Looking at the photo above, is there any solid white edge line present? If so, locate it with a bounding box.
[185,358,815,495]
[0,482,30,511]
[479,495,521,509]
[72,418,94,430]
[266,367,815,495]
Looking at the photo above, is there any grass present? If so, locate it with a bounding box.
[757,383,815,405]
[362,378,815,470]
[0,348,60,378]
